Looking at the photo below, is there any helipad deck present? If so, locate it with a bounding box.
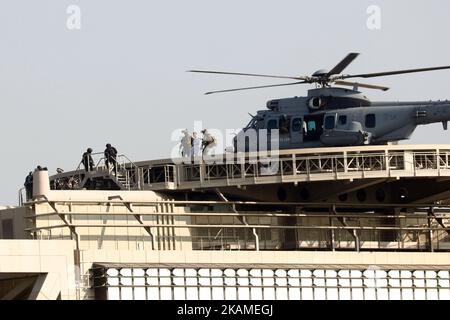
[48,144,450,197]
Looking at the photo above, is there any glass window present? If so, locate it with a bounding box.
[307,121,316,131]
[292,118,302,132]
[365,114,376,128]
[338,115,347,125]
[324,115,335,130]
[267,119,278,130]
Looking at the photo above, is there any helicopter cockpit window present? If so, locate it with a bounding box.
[267,119,278,130]
[292,118,302,132]
[365,114,376,128]
[338,115,347,126]
[324,115,336,130]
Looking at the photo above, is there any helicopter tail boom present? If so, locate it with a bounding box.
[414,103,450,128]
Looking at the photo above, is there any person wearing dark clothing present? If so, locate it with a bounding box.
[82,148,95,172]
[104,143,118,174]
[24,171,33,200]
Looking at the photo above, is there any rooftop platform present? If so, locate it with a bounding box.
[45,144,450,204]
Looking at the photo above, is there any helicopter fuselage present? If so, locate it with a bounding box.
[192,53,450,150]
[234,87,450,151]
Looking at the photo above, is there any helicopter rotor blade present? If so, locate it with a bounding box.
[188,70,309,81]
[341,65,450,79]
[334,80,389,91]
[326,52,360,76]
[204,81,308,95]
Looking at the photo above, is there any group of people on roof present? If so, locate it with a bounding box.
[180,129,217,158]
[82,143,118,173]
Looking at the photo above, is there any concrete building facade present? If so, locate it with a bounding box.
[1,151,450,300]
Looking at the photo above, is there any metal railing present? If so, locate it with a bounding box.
[23,198,450,252]
[115,154,141,190]
[123,149,449,189]
[47,147,450,192]
[18,187,25,206]
[50,153,141,191]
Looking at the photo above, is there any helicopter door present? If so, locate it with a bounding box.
[303,114,324,141]
[290,117,303,144]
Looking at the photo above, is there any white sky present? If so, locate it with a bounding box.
[1,0,450,204]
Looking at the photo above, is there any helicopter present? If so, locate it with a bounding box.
[189,53,450,151]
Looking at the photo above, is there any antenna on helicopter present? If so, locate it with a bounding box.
[188,52,450,94]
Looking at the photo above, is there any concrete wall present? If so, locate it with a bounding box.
[0,240,76,299]
[0,169,448,299]
[0,206,30,239]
